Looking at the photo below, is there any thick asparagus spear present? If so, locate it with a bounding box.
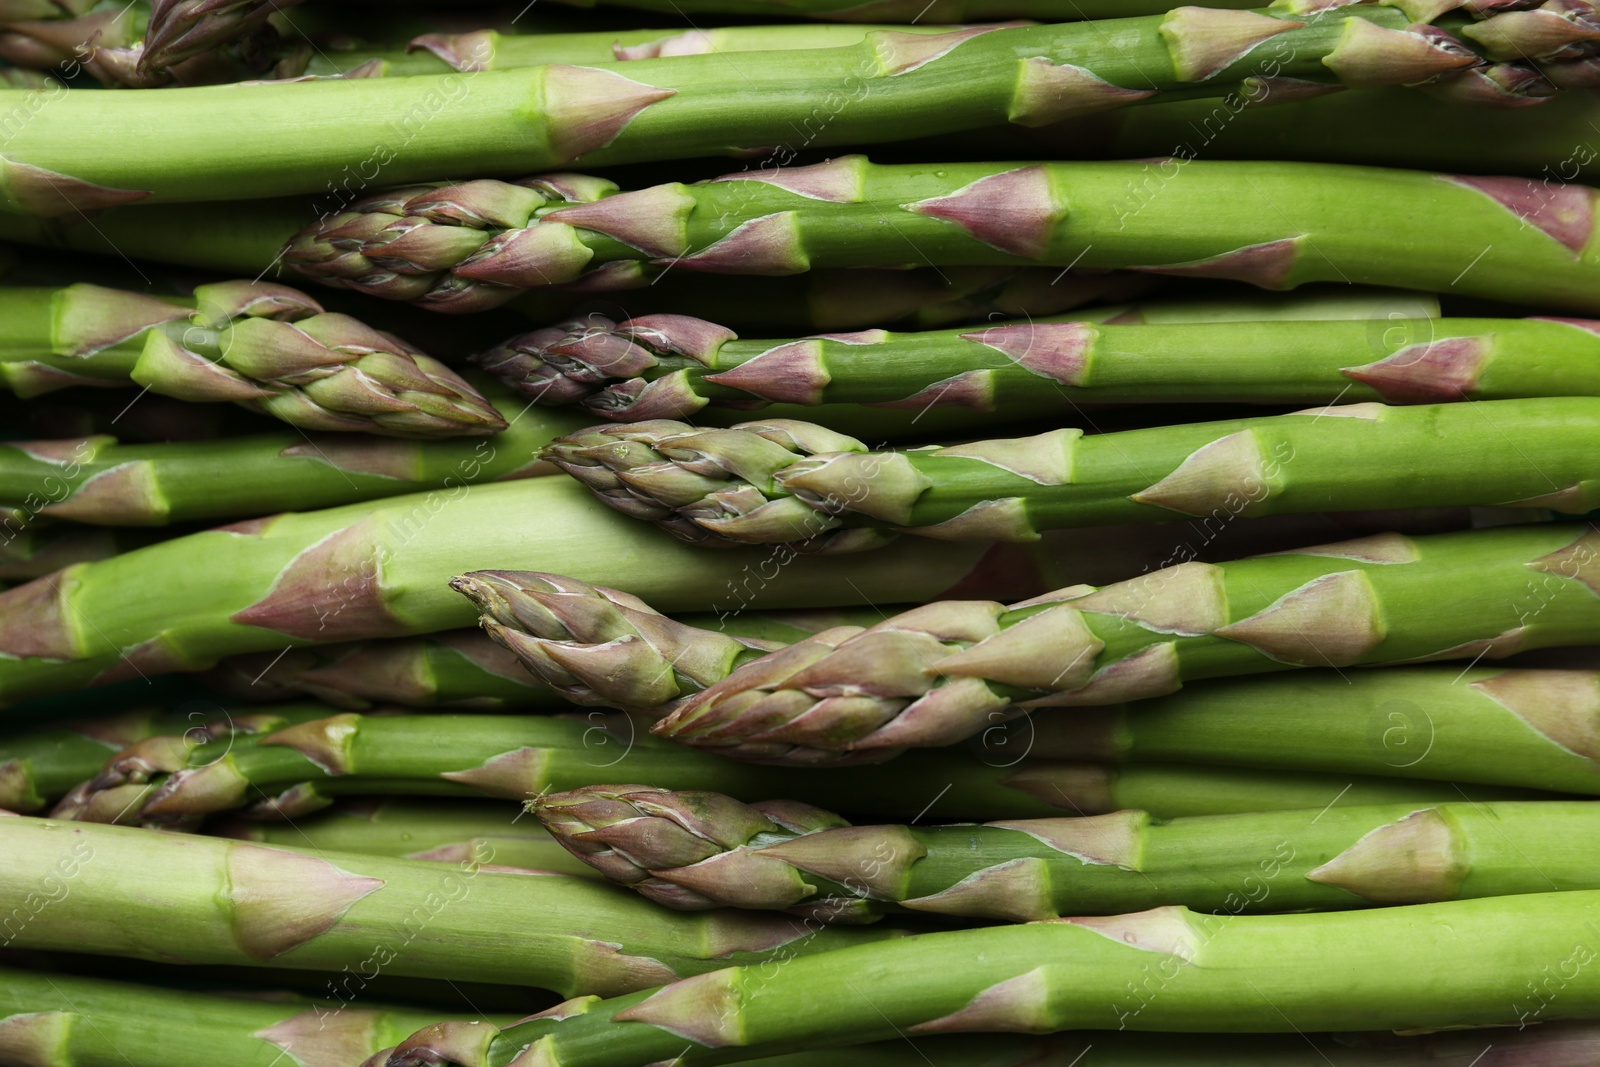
[0,282,504,437]
[390,892,1600,1065]
[0,964,493,1067]
[537,787,1600,919]
[213,797,599,875]
[0,476,1105,708]
[547,399,1600,550]
[0,388,582,526]
[481,312,1600,420]
[655,524,1600,761]
[49,708,1536,826]
[0,814,901,996]
[285,158,1600,314]
[0,14,1566,216]
[1021,666,1600,794]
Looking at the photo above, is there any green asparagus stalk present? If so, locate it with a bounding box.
[537,788,1600,920]
[9,965,1578,1067]
[1020,666,1600,794]
[213,797,599,875]
[0,813,901,996]
[0,705,172,813]
[544,0,1262,16]
[382,890,1600,1066]
[0,387,581,526]
[284,158,1600,314]
[546,399,1600,550]
[0,964,495,1067]
[0,12,1565,218]
[655,524,1600,762]
[481,312,1600,420]
[0,522,166,582]
[204,609,871,710]
[50,707,1537,826]
[0,282,505,437]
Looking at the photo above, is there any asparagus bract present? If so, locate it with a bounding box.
[0,814,899,996]
[0,479,1055,706]
[285,159,1600,314]
[655,524,1600,761]
[386,891,1600,1066]
[51,708,1530,826]
[537,788,1600,919]
[0,18,1570,216]
[0,389,581,526]
[0,282,504,436]
[480,312,1600,420]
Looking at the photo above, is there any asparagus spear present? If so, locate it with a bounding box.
[0,14,1565,217]
[537,787,1600,919]
[0,282,504,437]
[546,399,1600,550]
[9,966,1578,1067]
[140,0,295,71]
[0,522,166,582]
[1021,666,1600,794]
[384,890,1600,1066]
[213,797,600,875]
[0,814,902,996]
[0,705,175,813]
[204,608,871,710]
[0,476,1095,707]
[655,524,1600,761]
[284,158,1600,314]
[50,707,1537,826]
[0,964,496,1067]
[481,312,1600,420]
[0,388,582,526]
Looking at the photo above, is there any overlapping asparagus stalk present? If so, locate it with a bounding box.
[538,788,1600,920]
[0,814,901,996]
[0,12,1577,217]
[634,524,1600,761]
[383,890,1600,1066]
[213,798,598,875]
[0,964,484,1067]
[0,281,504,436]
[0,473,1112,707]
[547,400,1600,551]
[284,158,1600,314]
[483,312,1600,420]
[0,705,177,813]
[0,388,581,526]
[51,707,1536,827]
[0,523,166,582]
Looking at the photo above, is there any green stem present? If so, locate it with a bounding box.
[0,385,584,525]
[536,787,1600,919]
[0,813,901,997]
[0,11,1549,215]
[52,707,1553,827]
[655,524,1600,761]
[0,706,167,813]
[281,158,1600,314]
[392,891,1600,1066]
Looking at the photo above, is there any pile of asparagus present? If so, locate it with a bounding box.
[4,1,1600,1064]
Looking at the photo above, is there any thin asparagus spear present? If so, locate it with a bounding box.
[282,159,1600,314]
[536,787,1600,919]
[51,708,1542,826]
[0,477,1098,708]
[0,814,901,996]
[0,14,1564,216]
[383,891,1600,1066]
[0,386,582,526]
[546,399,1600,550]
[0,282,504,437]
[654,524,1600,762]
[0,963,495,1067]
[0,706,169,813]
[480,312,1600,420]
[213,797,598,875]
